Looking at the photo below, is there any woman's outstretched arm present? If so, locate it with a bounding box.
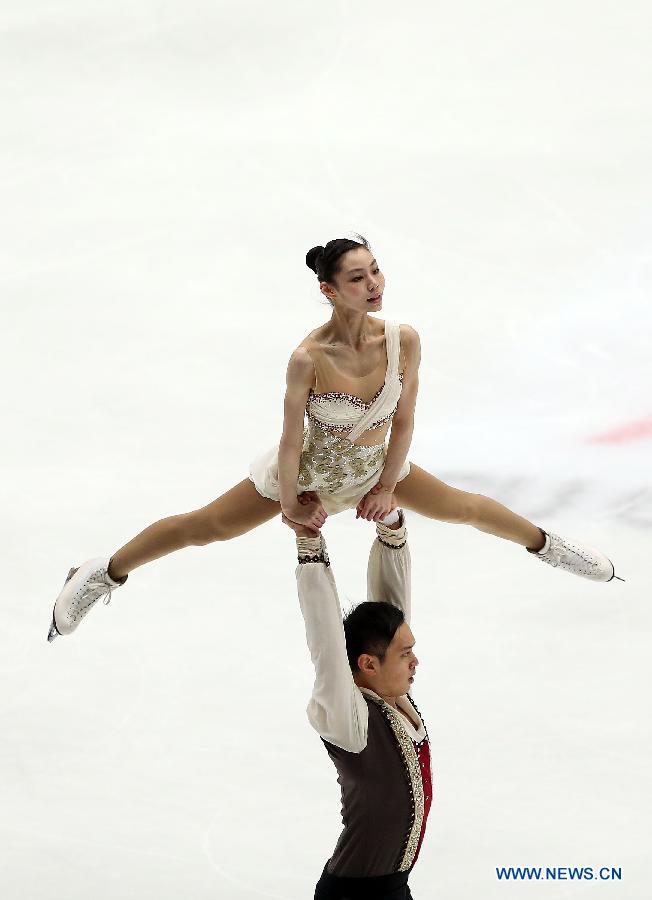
[381,325,421,490]
[356,326,421,522]
[277,347,328,533]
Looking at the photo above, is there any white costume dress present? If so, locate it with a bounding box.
[248,319,411,515]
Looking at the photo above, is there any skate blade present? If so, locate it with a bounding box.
[47,613,60,643]
[46,566,80,643]
[606,559,626,583]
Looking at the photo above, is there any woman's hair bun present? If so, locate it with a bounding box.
[305,245,325,274]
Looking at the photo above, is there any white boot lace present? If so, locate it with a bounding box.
[76,576,115,618]
[546,545,563,568]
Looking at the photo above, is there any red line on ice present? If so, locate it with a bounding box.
[588,417,652,444]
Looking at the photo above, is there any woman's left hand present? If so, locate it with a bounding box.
[355,482,397,521]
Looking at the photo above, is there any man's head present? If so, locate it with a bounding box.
[343,601,418,699]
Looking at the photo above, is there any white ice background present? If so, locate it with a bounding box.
[1,1,651,898]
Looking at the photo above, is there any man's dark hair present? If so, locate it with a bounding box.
[343,601,405,673]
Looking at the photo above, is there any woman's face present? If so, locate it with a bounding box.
[321,247,385,313]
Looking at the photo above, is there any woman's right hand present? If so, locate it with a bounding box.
[280,513,316,538]
[282,492,328,534]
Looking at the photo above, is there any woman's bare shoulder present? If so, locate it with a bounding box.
[294,324,332,361]
[299,322,331,346]
[397,324,421,373]
[287,344,314,372]
[398,323,420,346]
[286,329,322,385]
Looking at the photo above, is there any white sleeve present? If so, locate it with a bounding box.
[296,537,369,753]
[366,517,411,624]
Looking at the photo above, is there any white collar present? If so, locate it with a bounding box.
[359,687,426,743]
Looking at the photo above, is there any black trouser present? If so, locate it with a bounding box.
[314,862,413,900]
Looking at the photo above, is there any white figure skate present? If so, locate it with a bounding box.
[47,556,128,642]
[527,530,624,582]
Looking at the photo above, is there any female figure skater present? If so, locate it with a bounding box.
[47,234,621,641]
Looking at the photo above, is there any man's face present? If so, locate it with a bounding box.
[356,622,419,699]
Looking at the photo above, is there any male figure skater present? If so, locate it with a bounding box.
[282,504,431,900]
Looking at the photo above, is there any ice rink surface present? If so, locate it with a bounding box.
[2,1,651,897]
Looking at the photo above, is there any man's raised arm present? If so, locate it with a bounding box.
[366,509,411,624]
[294,532,369,753]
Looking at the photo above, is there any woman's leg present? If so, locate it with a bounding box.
[393,462,545,549]
[107,478,280,580]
